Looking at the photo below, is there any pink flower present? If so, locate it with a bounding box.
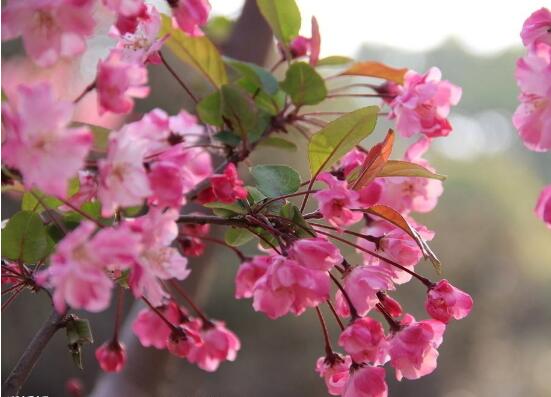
[513,44,551,152]
[127,209,190,305]
[235,255,272,299]
[289,36,311,58]
[1,0,95,67]
[2,83,92,197]
[379,137,443,214]
[289,237,343,272]
[316,355,352,396]
[96,50,149,115]
[113,5,165,64]
[97,125,151,217]
[425,280,473,323]
[357,219,434,284]
[378,293,403,318]
[103,0,144,17]
[95,341,127,373]
[167,320,203,358]
[337,265,395,317]
[178,236,205,256]
[340,149,367,176]
[314,173,363,229]
[338,318,388,365]
[171,0,211,37]
[389,67,462,138]
[535,184,551,228]
[132,301,185,349]
[388,314,446,381]
[198,163,247,204]
[187,321,241,371]
[41,221,140,313]
[521,8,551,50]
[252,256,330,319]
[342,366,388,397]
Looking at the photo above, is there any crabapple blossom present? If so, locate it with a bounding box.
[338,318,388,365]
[342,366,388,397]
[379,137,443,214]
[316,355,352,396]
[535,185,551,228]
[1,0,95,67]
[425,280,473,323]
[315,172,363,229]
[336,265,395,317]
[388,67,462,138]
[95,341,127,373]
[377,293,403,318]
[513,43,551,152]
[126,208,190,305]
[40,221,140,313]
[187,321,241,372]
[97,125,152,216]
[357,219,434,284]
[388,314,446,381]
[288,237,343,272]
[103,0,144,17]
[234,255,272,299]
[250,255,330,319]
[166,320,203,358]
[96,49,149,114]
[1,83,92,197]
[132,301,185,349]
[197,163,248,204]
[521,8,551,50]
[170,0,211,36]
[113,5,165,63]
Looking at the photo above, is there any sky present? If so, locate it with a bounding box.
[211,0,545,56]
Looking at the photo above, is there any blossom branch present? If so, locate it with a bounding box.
[2,309,68,396]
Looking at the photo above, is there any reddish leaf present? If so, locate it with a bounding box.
[379,160,447,181]
[351,129,395,190]
[340,61,408,84]
[309,16,320,66]
[362,204,442,273]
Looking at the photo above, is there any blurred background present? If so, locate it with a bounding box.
[2,0,551,396]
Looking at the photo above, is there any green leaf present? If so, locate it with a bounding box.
[280,62,327,106]
[21,180,80,213]
[220,84,258,138]
[256,0,301,44]
[160,14,227,87]
[214,130,241,147]
[316,56,354,67]
[279,203,315,238]
[197,91,223,126]
[251,164,301,198]
[224,227,255,247]
[226,58,279,95]
[66,316,93,370]
[204,201,247,216]
[308,106,379,177]
[257,136,297,151]
[246,186,267,204]
[1,211,51,263]
[379,160,447,181]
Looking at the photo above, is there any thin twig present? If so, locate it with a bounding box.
[159,51,198,104]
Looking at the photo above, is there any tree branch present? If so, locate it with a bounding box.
[177,214,249,227]
[2,309,68,396]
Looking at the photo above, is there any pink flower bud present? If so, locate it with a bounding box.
[338,318,388,365]
[535,185,551,228]
[425,279,473,323]
[65,377,83,397]
[95,341,127,373]
[289,36,311,58]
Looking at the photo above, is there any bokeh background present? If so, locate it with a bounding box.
[2,1,551,396]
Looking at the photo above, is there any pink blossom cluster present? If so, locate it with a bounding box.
[515,8,551,229]
[0,0,473,394]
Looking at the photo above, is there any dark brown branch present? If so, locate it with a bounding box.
[2,309,68,396]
